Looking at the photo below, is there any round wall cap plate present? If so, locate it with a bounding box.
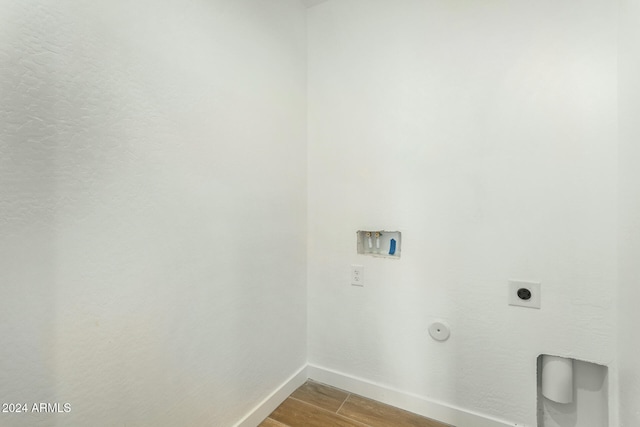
[428,321,451,342]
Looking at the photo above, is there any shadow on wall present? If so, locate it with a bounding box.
[0,2,61,422]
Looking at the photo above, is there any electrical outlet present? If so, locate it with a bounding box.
[508,280,541,309]
[351,265,364,286]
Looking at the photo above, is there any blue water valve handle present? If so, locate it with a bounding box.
[389,238,396,255]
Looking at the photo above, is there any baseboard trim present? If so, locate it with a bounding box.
[307,364,519,427]
[234,365,308,427]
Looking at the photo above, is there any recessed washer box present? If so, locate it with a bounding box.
[356,230,401,259]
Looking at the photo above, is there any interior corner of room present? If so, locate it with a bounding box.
[1,0,639,426]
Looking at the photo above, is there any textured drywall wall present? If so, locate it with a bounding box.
[304,0,329,8]
[0,1,307,426]
[307,1,617,425]
[618,0,640,424]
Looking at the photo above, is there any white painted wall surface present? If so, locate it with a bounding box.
[618,0,640,424]
[307,1,618,425]
[0,1,307,426]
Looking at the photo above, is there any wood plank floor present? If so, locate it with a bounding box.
[259,380,453,427]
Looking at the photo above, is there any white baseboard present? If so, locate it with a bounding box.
[236,363,521,427]
[307,364,520,427]
[234,365,308,427]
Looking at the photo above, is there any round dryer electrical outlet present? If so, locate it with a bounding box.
[428,321,451,342]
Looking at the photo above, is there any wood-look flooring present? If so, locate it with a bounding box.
[259,380,453,427]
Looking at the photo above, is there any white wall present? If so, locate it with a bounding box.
[618,0,640,425]
[307,1,618,425]
[0,1,307,426]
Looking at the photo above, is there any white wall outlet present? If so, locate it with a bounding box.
[508,280,541,309]
[351,265,364,286]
